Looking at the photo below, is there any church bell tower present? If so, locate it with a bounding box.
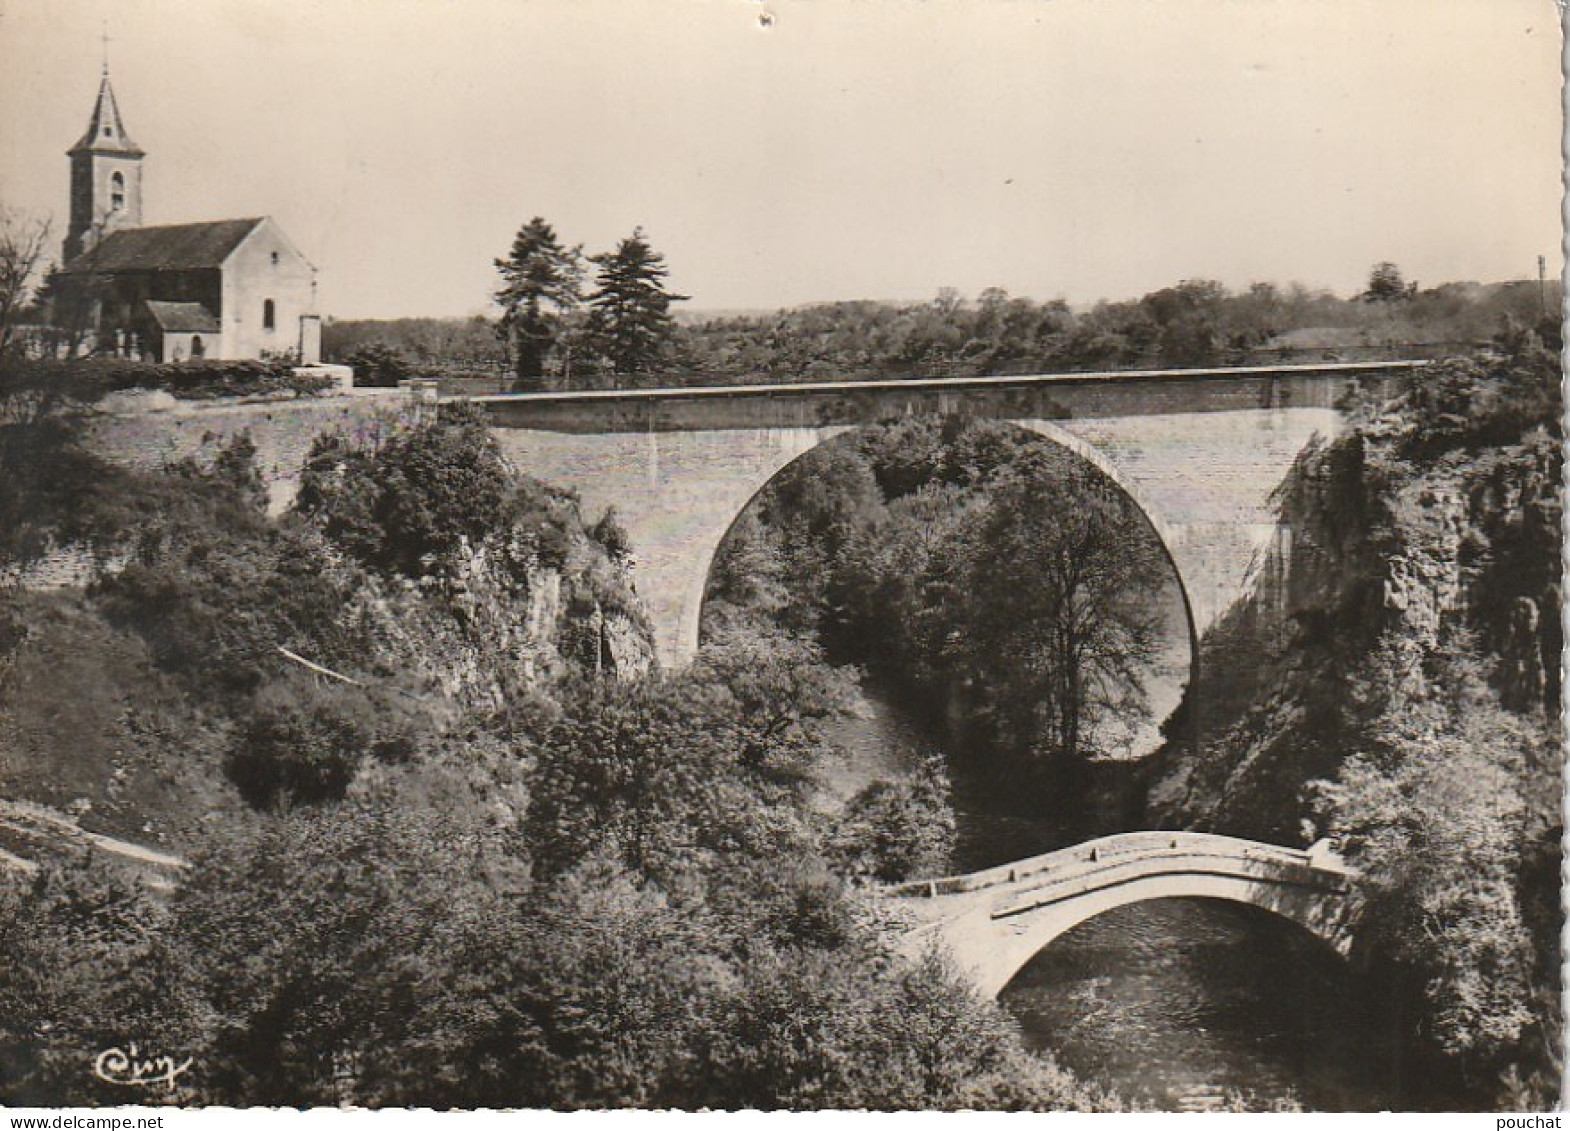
[64,67,144,263]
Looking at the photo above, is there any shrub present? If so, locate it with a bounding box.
[298,404,586,578]
[342,343,414,387]
[590,507,633,562]
[298,405,510,575]
[827,757,956,882]
[224,676,427,809]
[94,504,364,696]
[30,356,334,401]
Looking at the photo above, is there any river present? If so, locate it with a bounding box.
[821,683,1416,1112]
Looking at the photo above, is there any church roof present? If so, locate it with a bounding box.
[143,300,221,334]
[70,73,144,157]
[60,218,266,273]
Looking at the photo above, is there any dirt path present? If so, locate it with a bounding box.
[0,798,188,879]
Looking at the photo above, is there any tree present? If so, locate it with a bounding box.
[584,227,688,377]
[0,211,51,360]
[1311,647,1545,1073]
[948,454,1169,773]
[296,404,519,577]
[494,217,583,391]
[827,756,956,882]
[342,342,413,387]
[1362,261,1416,303]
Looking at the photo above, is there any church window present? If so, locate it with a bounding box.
[103,125,113,138]
[191,336,205,359]
[271,252,280,266]
[263,299,276,331]
[110,172,125,210]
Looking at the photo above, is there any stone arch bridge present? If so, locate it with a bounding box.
[473,361,1422,669]
[884,830,1357,998]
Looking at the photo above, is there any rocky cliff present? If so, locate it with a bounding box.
[1147,360,1561,842]
[345,529,653,712]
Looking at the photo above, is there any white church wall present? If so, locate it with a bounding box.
[221,219,317,362]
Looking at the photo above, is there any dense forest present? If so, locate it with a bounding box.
[0,372,1104,1109]
[703,417,1185,818]
[322,269,1561,390]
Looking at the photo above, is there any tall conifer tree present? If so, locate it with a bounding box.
[585,227,687,377]
[494,217,582,390]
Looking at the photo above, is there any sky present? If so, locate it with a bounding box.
[0,0,1562,319]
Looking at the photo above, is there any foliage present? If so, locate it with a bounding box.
[699,947,1100,1110]
[0,357,111,429]
[297,403,573,577]
[0,210,51,361]
[92,461,367,697]
[320,273,1553,390]
[167,430,270,513]
[1381,342,1561,462]
[1361,261,1417,303]
[1150,341,1563,1104]
[494,217,584,390]
[589,507,633,562]
[0,415,120,566]
[322,316,506,380]
[225,675,423,809]
[167,798,513,1106]
[707,418,1176,788]
[1311,646,1548,1074]
[670,277,1549,388]
[342,342,413,387]
[0,644,1103,1109]
[942,455,1168,769]
[0,863,202,1106]
[524,671,822,885]
[54,356,335,400]
[584,227,688,376]
[827,756,956,882]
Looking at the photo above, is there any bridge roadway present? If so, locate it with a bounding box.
[883,830,1356,998]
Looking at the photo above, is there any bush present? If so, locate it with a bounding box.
[28,356,334,401]
[94,500,365,696]
[827,757,956,882]
[227,692,366,809]
[298,404,585,578]
[342,343,414,387]
[298,405,510,576]
[591,507,633,562]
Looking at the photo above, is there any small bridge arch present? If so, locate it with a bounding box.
[886,831,1356,998]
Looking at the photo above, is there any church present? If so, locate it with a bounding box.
[52,69,322,365]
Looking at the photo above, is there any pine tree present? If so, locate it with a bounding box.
[493,217,582,391]
[584,227,688,377]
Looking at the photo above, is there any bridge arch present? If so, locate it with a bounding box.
[687,416,1200,691]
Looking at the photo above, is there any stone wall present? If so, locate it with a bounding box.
[84,390,419,513]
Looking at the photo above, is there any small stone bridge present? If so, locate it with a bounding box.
[884,830,1356,998]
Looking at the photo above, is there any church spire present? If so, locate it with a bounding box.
[69,70,143,157]
[64,64,145,262]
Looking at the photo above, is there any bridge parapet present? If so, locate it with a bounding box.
[885,830,1347,900]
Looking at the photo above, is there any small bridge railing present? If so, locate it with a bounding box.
[884,830,1350,902]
